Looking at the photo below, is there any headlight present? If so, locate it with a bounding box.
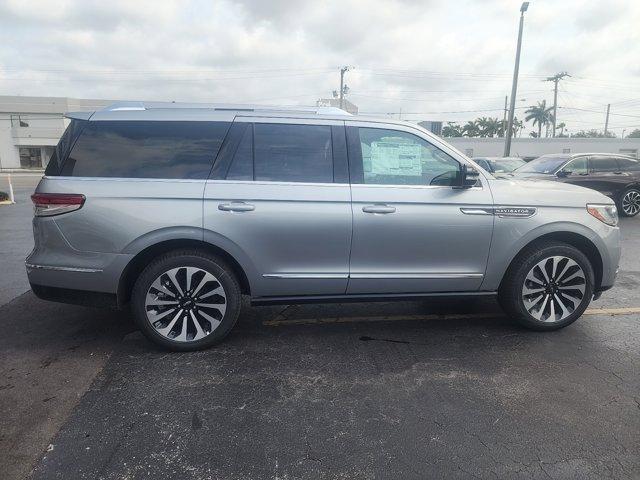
[587,204,618,226]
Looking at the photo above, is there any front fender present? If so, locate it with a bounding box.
[481,210,617,291]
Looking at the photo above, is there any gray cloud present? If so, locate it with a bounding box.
[0,0,638,133]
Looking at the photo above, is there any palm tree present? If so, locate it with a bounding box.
[442,122,463,137]
[484,117,502,137]
[462,120,480,137]
[476,117,502,137]
[525,100,554,138]
[513,118,524,137]
[556,122,566,137]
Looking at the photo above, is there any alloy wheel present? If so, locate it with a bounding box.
[144,266,227,342]
[521,256,586,323]
[622,190,640,216]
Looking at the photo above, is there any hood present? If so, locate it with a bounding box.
[509,171,555,180]
[488,177,613,208]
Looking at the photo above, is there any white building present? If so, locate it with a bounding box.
[446,137,640,160]
[0,96,110,170]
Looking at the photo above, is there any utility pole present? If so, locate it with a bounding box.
[504,2,529,157]
[339,66,350,110]
[545,72,570,137]
[503,95,508,137]
[604,103,611,136]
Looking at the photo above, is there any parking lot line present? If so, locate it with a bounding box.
[263,306,640,327]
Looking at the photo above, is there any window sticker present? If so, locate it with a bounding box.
[370,141,422,176]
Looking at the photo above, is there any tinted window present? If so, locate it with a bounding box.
[616,157,640,171]
[45,119,86,176]
[491,158,526,173]
[226,124,253,180]
[359,128,459,186]
[591,156,619,173]
[562,157,588,175]
[516,155,569,174]
[473,158,491,171]
[61,121,230,179]
[253,123,333,183]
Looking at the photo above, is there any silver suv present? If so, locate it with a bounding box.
[27,102,621,351]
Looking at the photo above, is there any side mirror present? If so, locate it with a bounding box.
[457,164,480,188]
[557,170,570,178]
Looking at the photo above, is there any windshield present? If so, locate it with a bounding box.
[516,156,569,174]
[491,158,526,173]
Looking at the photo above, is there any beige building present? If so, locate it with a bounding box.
[0,96,111,170]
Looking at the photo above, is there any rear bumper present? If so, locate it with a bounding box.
[30,283,118,308]
[26,215,132,297]
[25,256,130,295]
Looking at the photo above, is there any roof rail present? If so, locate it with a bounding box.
[100,101,351,116]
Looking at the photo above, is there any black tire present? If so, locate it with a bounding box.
[498,241,594,331]
[131,249,241,351]
[618,187,640,217]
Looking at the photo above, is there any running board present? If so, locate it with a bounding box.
[250,291,497,306]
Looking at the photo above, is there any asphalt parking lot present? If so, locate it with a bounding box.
[1,174,639,479]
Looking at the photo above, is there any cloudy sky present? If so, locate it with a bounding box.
[1,0,639,135]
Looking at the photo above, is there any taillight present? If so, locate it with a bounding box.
[31,193,86,217]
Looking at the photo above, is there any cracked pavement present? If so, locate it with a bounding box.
[1,175,639,479]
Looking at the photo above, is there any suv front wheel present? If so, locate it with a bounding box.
[619,187,640,217]
[131,250,241,351]
[498,241,594,331]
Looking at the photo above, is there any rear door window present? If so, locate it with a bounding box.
[252,123,333,183]
[615,157,640,171]
[61,121,230,179]
[590,156,619,173]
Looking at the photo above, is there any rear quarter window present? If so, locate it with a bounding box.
[45,119,87,176]
[61,121,230,179]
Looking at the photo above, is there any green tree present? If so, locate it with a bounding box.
[513,118,524,137]
[442,122,463,137]
[462,120,480,137]
[525,100,554,138]
[556,122,566,137]
[627,129,640,138]
[477,117,502,137]
[572,129,616,138]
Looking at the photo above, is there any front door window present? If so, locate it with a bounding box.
[358,128,460,186]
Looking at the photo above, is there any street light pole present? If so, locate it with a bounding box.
[504,2,529,157]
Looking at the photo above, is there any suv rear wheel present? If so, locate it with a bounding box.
[498,241,594,331]
[131,250,241,351]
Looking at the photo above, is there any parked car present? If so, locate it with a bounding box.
[512,153,640,217]
[28,102,621,351]
[472,156,526,174]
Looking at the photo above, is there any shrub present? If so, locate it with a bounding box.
[0,191,9,202]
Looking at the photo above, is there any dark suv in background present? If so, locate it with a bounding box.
[513,153,640,217]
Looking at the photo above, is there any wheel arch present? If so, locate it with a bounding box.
[117,238,253,306]
[498,231,603,292]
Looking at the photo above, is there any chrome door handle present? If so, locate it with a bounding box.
[362,205,396,214]
[218,202,255,212]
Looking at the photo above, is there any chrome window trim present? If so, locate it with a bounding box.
[351,183,483,191]
[25,263,103,273]
[207,179,350,188]
[43,176,208,184]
